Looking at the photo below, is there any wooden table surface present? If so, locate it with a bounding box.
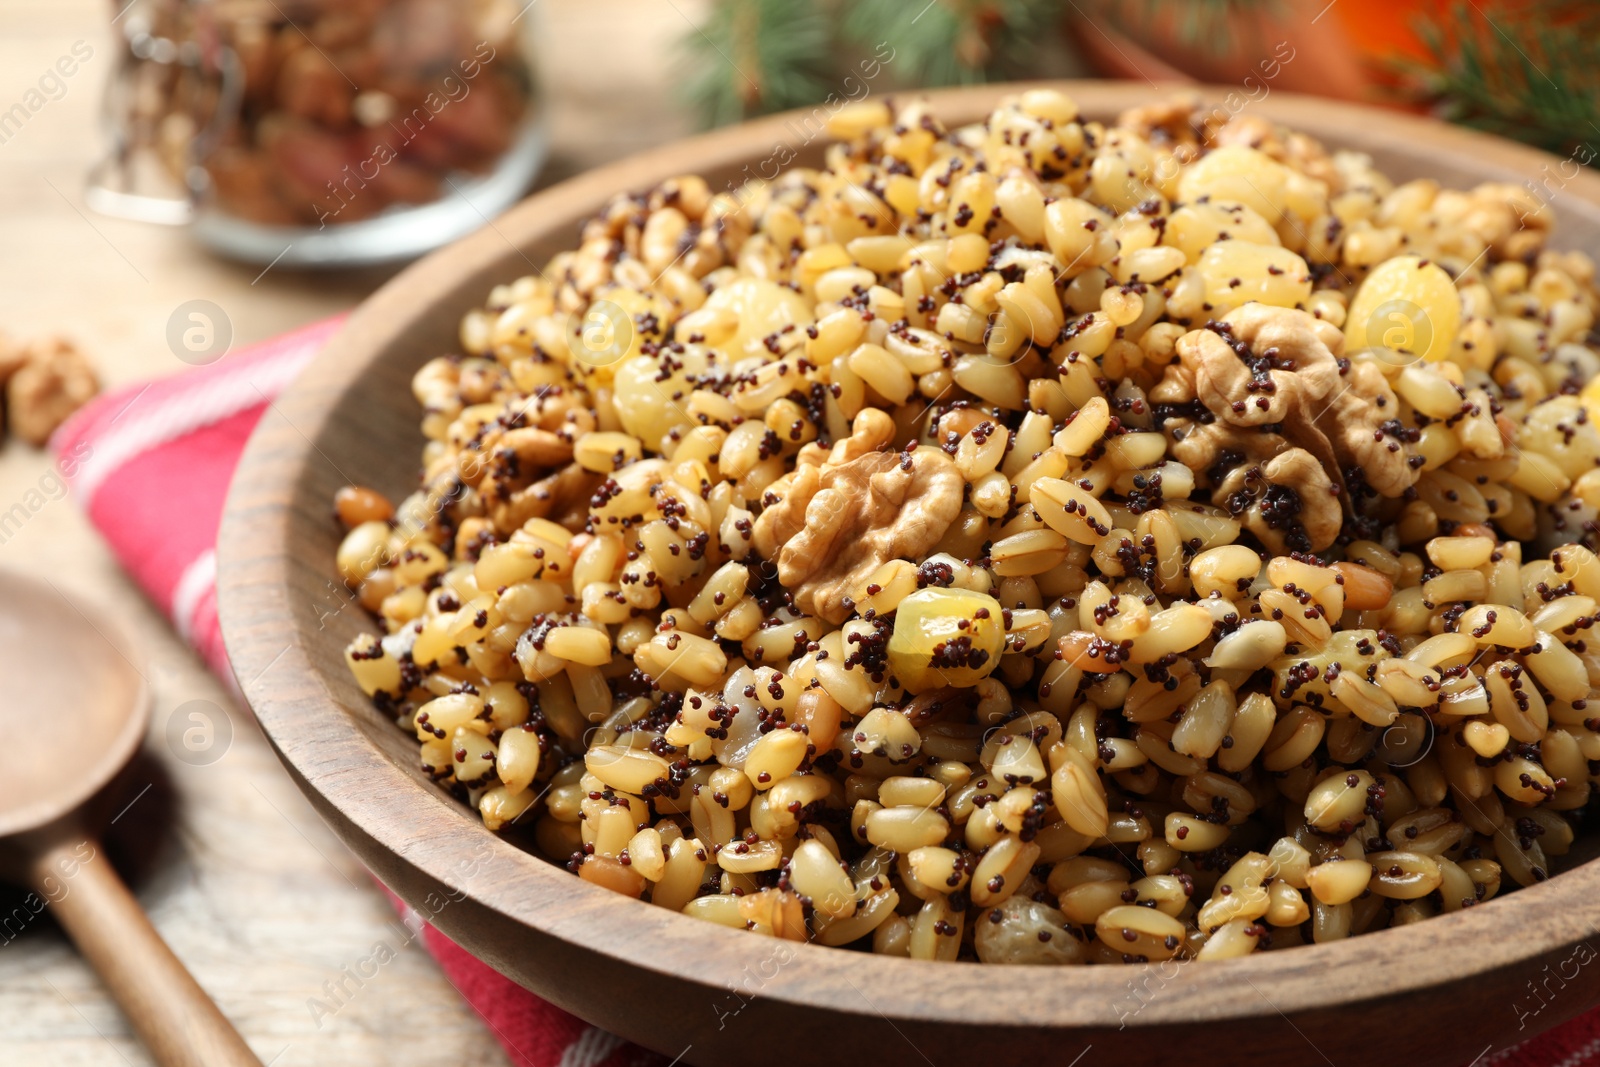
[0,2,701,1063]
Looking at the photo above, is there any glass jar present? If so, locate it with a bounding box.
[90,0,546,267]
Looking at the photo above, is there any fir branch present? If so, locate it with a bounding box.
[678,0,1066,128]
[1093,0,1281,50]
[1402,1,1600,156]
[841,0,1058,88]
[679,0,834,127]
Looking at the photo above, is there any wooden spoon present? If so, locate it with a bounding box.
[0,569,262,1067]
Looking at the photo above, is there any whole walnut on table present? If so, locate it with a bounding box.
[4,337,101,447]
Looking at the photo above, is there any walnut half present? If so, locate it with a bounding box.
[1176,304,1344,431]
[1216,447,1341,554]
[768,448,963,625]
[1173,303,1421,503]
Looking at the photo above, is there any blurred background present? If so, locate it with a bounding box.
[0,1,1591,1064]
[676,0,1593,155]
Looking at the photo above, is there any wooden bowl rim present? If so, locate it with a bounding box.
[218,81,1600,1030]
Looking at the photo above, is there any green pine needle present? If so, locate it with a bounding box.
[679,0,834,127]
[842,0,1058,88]
[679,0,1065,128]
[1402,1,1600,156]
[1095,0,1281,49]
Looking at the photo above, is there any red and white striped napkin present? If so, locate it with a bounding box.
[47,317,1600,1067]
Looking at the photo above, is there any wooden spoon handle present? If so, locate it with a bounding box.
[30,836,263,1067]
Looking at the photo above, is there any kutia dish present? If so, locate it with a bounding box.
[219,83,1600,1067]
[330,87,1600,966]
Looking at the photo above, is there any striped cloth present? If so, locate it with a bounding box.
[47,317,1599,1067]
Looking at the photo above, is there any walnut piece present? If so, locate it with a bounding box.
[1212,114,1342,194]
[1177,304,1344,430]
[7,337,99,446]
[1168,418,1285,485]
[1174,304,1420,498]
[751,464,822,560]
[829,407,896,465]
[1168,304,1424,548]
[1113,99,1344,196]
[1116,95,1206,163]
[1149,361,1196,406]
[1321,359,1417,496]
[1216,447,1341,554]
[770,449,963,625]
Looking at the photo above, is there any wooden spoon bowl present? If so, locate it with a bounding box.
[0,570,146,841]
[217,83,1600,1067]
[0,569,261,1067]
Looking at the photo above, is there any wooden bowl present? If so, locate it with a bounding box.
[217,83,1600,1066]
